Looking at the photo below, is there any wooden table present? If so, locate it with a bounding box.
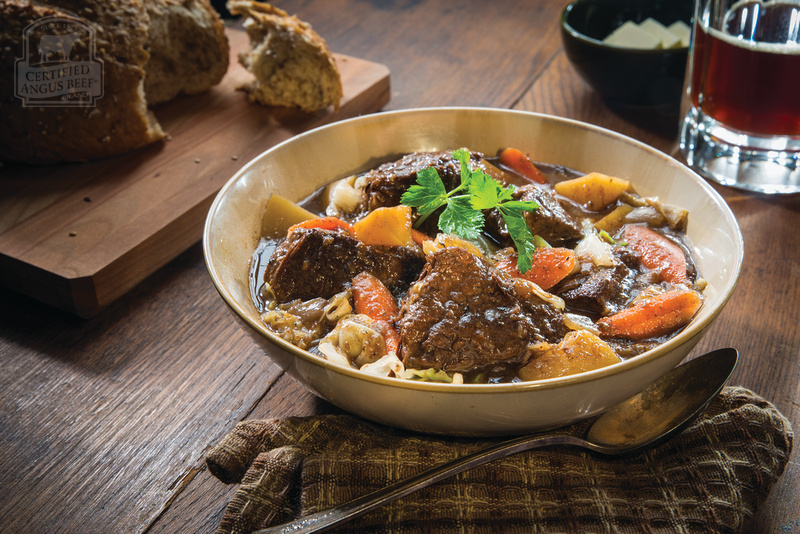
[1,1,797,532]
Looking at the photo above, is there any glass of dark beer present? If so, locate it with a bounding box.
[679,0,800,194]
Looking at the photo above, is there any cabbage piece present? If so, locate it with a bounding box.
[404,368,455,383]
[260,308,323,350]
[261,291,352,350]
[360,353,405,378]
[318,314,387,367]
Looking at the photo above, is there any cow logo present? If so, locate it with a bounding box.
[15,15,104,107]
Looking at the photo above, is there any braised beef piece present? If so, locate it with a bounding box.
[358,150,483,215]
[553,248,647,317]
[396,247,568,374]
[484,184,583,246]
[265,227,425,302]
[556,263,632,317]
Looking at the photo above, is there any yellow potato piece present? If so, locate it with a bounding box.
[555,172,632,211]
[519,330,622,381]
[353,205,415,247]
[261,193,316,239]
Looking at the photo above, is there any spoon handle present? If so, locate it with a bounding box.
[253,433,589,534]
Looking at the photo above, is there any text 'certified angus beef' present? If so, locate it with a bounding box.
[250,147,706,384]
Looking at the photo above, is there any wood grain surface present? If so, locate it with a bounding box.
[0,27,390,317]
[0,1,797,533]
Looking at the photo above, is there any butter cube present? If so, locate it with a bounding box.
[668,20,692,47]
[603,20,661,49]
[639,18,682,49]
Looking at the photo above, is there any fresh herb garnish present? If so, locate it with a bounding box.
[400,148,540,272]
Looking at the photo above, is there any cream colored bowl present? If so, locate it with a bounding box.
[203,108,743,436]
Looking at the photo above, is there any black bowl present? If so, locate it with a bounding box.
[561,0,693,117]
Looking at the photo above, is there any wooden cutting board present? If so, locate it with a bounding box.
[0,28,391,317]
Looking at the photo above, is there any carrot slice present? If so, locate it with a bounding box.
[624,225,687,284]
[352,272,401,353]
[496,247,576,290]
[375,321,401,354]
[597,290,702,340]
[352,272,398,321]
[498,147,547,184]
[287,216,355,237]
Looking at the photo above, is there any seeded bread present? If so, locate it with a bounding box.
[0,0,229,164]
[227,1,342,113]
[144,0,230,105]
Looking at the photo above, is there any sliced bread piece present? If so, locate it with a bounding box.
[144,0,230,105]
[227,0,342,112]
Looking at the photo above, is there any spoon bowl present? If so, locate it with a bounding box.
[255,347,738,534]
[587,347,737,449]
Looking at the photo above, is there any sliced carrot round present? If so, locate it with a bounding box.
[498,147,547,184]
[352,272,401,354]
[597,289,702,340]
[352,272,399,323]
[496,247,576,290]
[624,225,687,284]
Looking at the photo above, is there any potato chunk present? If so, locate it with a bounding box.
[554,173,632,211]
[519,330,622,381]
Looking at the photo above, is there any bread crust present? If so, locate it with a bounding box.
[144,0,230,105]
[228,0,342,113]
[0,0,228,164]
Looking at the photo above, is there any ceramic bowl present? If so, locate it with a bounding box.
[203,107,742,436]
[561,0,693,115]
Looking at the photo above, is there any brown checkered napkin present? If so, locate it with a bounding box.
[206,387,792,533]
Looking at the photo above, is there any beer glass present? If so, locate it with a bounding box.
[679,0,800,194]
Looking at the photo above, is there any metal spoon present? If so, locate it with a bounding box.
[255,347,738,534]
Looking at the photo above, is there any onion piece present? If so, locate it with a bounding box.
[360,353,405,378]
[324,175,362,216]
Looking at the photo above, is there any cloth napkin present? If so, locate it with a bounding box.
[206,386,792,534]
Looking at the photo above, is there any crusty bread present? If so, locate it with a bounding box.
[227,1,342,113]
[144,0,230,105]
[0,0,229,164]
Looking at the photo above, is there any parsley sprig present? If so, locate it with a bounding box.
[400,148,540,272]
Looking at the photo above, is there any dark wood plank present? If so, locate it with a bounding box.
[0,244,281,533]
[284,0,566,112]
[146,375,341,534]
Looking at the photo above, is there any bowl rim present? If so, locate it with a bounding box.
[560,0,690,53]
[203,106,742,395]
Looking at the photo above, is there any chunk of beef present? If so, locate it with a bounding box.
[485,185,583,246]
[358,150,484,215]
[554,251,636,316]
[556,264,630,316]
[397,247,568,374]
[266,228,425,302]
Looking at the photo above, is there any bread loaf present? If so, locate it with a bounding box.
[227,1,342,113]
[0,0,229,164]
